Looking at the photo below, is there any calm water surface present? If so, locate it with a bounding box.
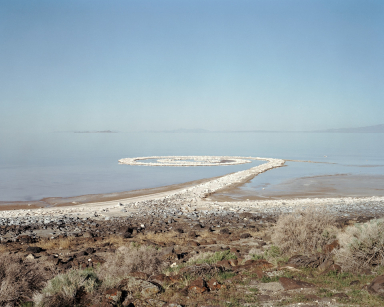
[0,132,383,201]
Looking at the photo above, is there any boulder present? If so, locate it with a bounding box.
[123,232,132,238]
[320,264,341,275]
[188,241,200,247]
[207,278,224,291]
[149,274,171,285]
[279,277,316,290]
[242,259,273,270]
[257,282,284,292]
[252,268,265,279]
[287,254,323,268]
[317,259,334,272]
[220,228,230,235]
[25,254,35,260]
[85,247,95,255]
[141,283,161,298]
[18,235,35,243]
[367,275,384,295]
[82,232,94,238]
[26,246,43,253]
[119,277,161,298]
[129,272,149,280]
[188,278,208,294]
[105,288,122,303]
[216,260,232,269]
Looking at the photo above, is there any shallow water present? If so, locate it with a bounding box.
[212,161,384,200]
[0,132,383,201]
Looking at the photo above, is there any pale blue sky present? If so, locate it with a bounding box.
[0,0,383,133]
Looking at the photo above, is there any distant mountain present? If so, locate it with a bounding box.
[74,130,117,133]
[318,124,384,133]
[142,125,384,133]
[148,128,211,133]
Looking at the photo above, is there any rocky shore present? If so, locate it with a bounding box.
[1,156,384,242]
[1,203,384,306]
[2,156,384,306]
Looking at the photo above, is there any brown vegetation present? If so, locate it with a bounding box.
[272,206,338,256]
[0,254,52,307]
[97,244,166,288]
[3,208,384,306]
[336,218,384,272]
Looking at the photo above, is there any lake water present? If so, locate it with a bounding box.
[1,132,383,202]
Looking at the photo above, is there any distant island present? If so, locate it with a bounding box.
[74,130,117,133]
[315,124,384,133]
[145,128,210,133]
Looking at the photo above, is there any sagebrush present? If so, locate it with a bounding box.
[336,218,384,272]
[272,207,338,256]
[96,244,165,288]
[33,269,99,307]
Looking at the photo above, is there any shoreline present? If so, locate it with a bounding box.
[210,173,384,202]
[1,156,384,223]
[0,175,224,211]
[0,157,284,219]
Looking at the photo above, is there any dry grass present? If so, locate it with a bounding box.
[198,230,218,239]
[0,245,8,253]
[186,250,237,265]
[103,235,126,247]
[272,206,338,256]
[96,244,166,288]
[336,218,384,272]
[0,253,52,307]
[136,230,186,245]
[30,237,75,250]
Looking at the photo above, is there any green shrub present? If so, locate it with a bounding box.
[264,246,280,259]
[186,250,237,265]
[251,254,265,260]
[34,269,99,307]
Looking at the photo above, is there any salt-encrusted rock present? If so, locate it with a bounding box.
[257,282,284,292]
[25,254,35,260]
